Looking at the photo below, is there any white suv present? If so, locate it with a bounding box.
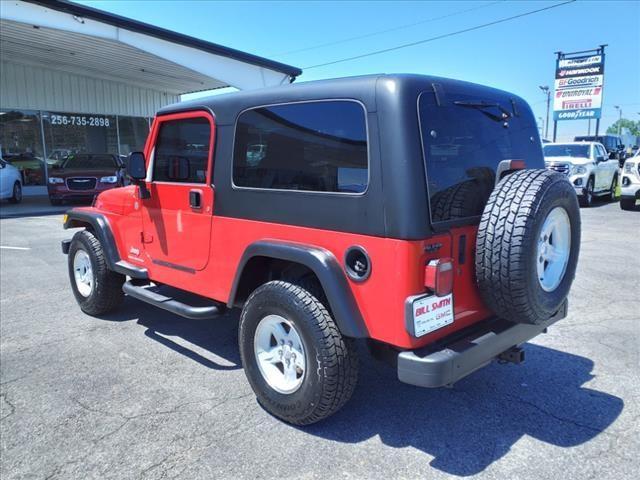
[620,149,640,211]
[543,142,619,207]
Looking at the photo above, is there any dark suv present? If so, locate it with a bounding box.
[61,74,581,425]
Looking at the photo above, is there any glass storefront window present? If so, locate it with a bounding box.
[118,116,150,156]
[0,110,46,186]
[42,112,119,167]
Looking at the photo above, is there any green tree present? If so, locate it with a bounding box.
[606,118,640,136]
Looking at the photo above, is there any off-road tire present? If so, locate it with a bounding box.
[620,197,637,211]
[476,169,581,325]
[8,182,22,204]
[68,230,125,315]
[579,177,594,207]
[239,280,358,425]
[430,180,489,222]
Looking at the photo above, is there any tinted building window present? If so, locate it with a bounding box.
[118,116,150,155]
[153,117,210,183]
[42,112,118,166]
[233,101,368,193]
[0,110,45,186]
[419,92,541,223]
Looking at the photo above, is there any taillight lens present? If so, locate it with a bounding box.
[424,258,454,297]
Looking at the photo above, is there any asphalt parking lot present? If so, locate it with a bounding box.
[1,201,638,479]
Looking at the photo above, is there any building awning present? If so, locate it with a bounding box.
[0,0,302,94]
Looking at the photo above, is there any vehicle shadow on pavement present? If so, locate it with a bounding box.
[304,343,624,477]
[98,296,241,371]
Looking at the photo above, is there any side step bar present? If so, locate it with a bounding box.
[122,281,224,320]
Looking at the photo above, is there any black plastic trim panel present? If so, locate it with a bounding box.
[228,240,368,338]
[63,210,148,280]
[397,300,568,388]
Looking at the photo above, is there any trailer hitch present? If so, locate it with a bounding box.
[497,346,525,364]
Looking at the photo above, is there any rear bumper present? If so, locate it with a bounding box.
[397,300,567,388]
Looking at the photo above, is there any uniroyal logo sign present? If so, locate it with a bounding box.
[555,87,602,98]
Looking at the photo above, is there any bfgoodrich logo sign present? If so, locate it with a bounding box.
[554,52,605,120]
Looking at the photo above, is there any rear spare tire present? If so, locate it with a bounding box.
[476,169,580,325]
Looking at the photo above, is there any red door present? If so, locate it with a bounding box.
[140,111,215,272]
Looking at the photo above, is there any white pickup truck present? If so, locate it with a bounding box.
[543,142,619,207]
[620,149,640,211]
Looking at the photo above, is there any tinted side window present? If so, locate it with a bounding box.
[153,117,210,183]
[233,101,368,193]
[419,91,542,223]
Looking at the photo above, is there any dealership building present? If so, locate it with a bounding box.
[0,0,301,195]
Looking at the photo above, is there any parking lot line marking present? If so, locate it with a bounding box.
[0,246,31,250]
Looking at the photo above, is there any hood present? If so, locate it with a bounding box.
[544,156,592,165]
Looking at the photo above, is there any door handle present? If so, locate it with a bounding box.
[189,190,202,209]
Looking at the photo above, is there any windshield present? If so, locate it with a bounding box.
[419,90,542,224]
[543,144,590,158]
[62,154,116,170]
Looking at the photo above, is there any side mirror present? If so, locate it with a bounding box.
[126,152,147,180]
[596,155,605,163]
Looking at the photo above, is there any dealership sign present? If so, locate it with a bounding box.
[553,54,605,121]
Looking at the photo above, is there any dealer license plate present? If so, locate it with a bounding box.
[412,293,454,337]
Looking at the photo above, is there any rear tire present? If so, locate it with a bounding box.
[68,230,125,315]
[8,182,22,204]
[238,280,358,425]
[476,169,581,325]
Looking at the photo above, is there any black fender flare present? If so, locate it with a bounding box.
[228,240,368,338]
[63,210,148,279]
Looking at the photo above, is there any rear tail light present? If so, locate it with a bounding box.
[424,258,454,297]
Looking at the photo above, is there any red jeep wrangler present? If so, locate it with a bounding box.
[61,75,581,425]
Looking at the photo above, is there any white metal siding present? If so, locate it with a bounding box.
[0,61,179,117]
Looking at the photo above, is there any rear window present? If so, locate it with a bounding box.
[233,101,368,193]
[543,144,590,158]
[419,91,542,223]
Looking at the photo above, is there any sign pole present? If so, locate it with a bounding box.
[552,51,562,142]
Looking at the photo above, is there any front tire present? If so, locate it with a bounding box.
[579,177,594,207]
[239,280,358,425]
[68,230,125,315]
[8,182,22,204]
[609,174,618,201]
[620,197,637,211]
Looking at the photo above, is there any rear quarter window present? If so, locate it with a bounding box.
[419,91,542,224]
[232,100,368,194]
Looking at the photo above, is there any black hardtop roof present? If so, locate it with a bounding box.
[158,74,530,125]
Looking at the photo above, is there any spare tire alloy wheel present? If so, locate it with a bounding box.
[536,207,571,292]
[476,169,581,325]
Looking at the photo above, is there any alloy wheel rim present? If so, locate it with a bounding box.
[73,249,94,297]
[14,184,21,201]
[536,207,571,292]
[254,314,306,394]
